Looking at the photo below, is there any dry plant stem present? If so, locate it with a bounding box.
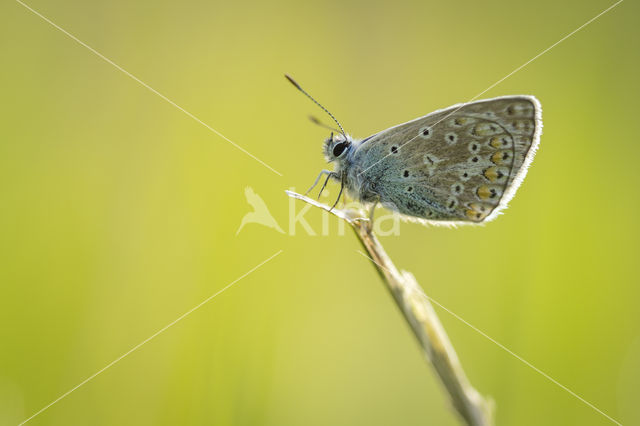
[286,191,494,426]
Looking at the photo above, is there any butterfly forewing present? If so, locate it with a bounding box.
[351,96,541,224]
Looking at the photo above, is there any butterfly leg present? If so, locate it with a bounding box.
[368,200,378,223]
[364,199,379,233]
[317,171,339,200]
[329,175,345,211]
[305,169,332,196]
[351,198,377,232]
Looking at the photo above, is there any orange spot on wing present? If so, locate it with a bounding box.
[483,167,498,182]
[476,185,492,200]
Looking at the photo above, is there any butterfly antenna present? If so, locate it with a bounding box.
[308,115,341,133]
[285,74,347,139]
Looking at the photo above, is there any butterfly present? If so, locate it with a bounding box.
[286,75,542,225]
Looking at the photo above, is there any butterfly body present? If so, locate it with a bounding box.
[322,95,542,225]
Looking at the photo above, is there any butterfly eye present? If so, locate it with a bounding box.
[333,142,347,157]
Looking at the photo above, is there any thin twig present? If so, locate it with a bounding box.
[286,191,494,426]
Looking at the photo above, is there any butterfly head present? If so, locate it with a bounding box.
[323,132,352,163]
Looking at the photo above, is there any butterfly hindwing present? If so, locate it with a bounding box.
[351,96,542,224]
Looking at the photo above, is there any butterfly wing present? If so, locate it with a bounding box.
[350,96,542,224]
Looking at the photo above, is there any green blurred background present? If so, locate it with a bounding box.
[1,0,639,425]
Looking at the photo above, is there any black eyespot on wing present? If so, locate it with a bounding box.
[403,170,409,177]
[391,146,399,154]
[333,142,347,157]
